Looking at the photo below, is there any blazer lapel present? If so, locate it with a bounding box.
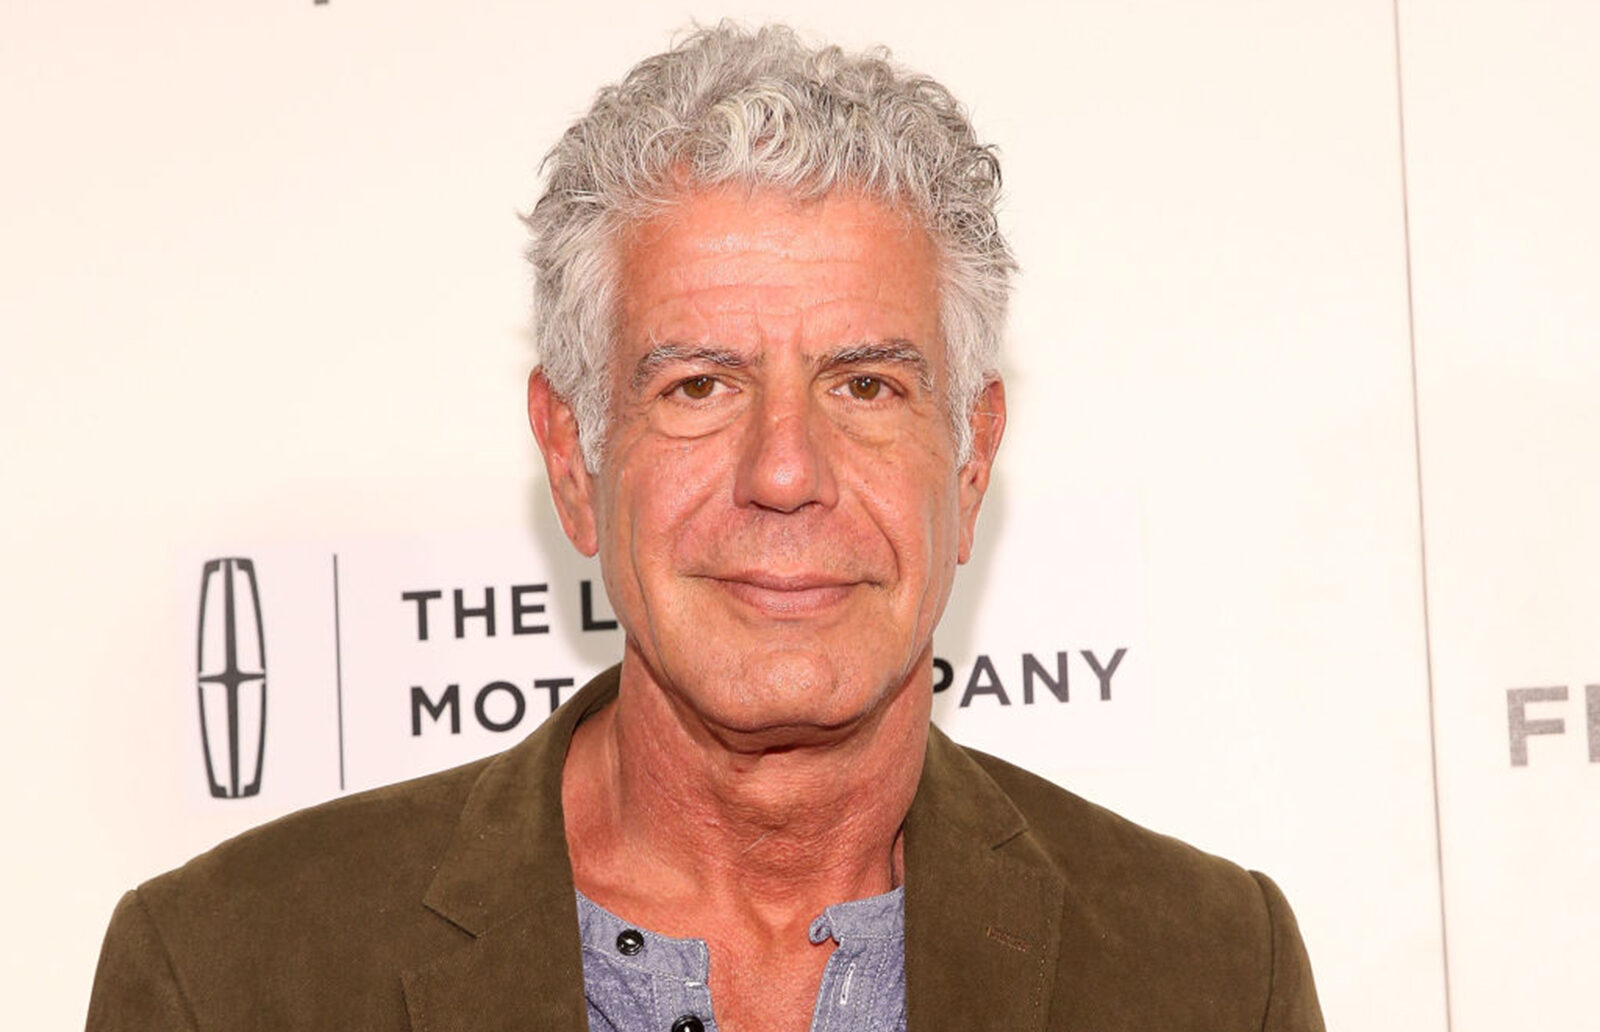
[401,669,622,1032]
[903,728,1066,1032]
[400,673,1080,1031]
[401,908,583,1032]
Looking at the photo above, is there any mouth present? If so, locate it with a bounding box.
[709,572,862,617]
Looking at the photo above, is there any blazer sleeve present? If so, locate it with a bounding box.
[1251,872,1327,1032]
[85,890,200,1032]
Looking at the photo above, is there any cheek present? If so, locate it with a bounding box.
[854,460,962,568]
[608,439,731,552]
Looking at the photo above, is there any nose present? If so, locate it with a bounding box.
[732,393,839,513]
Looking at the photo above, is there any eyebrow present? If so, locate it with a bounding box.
[821,340,935,393]
[630,338,934,393]
[631,343,748,389]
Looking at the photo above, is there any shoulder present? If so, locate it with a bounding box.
[942,742,1325,1030]
[926,733,1264,909]
[87,669,625,1030]
[133,666,622,923]
[138,755,493,921]
[90,757,507,1030]
[964,744,1260,902]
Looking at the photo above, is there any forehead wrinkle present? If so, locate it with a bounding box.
[630,341,753,389]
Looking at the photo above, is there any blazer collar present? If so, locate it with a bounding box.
[402,667,621,1032]
[903,726,1067,1032]
[402,669,1069,1032]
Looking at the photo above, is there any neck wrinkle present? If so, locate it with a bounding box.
[572,657,929,929]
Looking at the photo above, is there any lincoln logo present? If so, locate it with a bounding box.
[196,558,267,798]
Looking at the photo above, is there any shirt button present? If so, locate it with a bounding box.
[670,1017,705,1032]
[615,929,645,956]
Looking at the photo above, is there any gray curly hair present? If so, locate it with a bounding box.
[526,22,1015,468]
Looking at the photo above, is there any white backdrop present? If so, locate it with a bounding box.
[1,2,1594,1029]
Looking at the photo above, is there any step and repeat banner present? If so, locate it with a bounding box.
[2,1,1593,1028]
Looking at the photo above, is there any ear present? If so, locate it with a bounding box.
[956,377,1006,565]
[527,369,600,557]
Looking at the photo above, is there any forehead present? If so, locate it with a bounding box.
[613,186,941,353]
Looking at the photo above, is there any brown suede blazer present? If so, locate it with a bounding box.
[87,667,1325,1031]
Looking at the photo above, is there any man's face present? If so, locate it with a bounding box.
[533,186,1003,743]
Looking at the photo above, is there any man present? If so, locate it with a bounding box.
[88,24,1323,1032]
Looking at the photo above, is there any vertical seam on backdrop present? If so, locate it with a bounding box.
[333,553,346,792]
[1391,1,1454,1028]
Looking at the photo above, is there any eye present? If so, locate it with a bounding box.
[846,375,883,401]
[675,376,717,400]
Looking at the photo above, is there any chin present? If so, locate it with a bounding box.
[691,649,899,736]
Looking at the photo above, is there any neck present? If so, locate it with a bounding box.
[562,652,931,930]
